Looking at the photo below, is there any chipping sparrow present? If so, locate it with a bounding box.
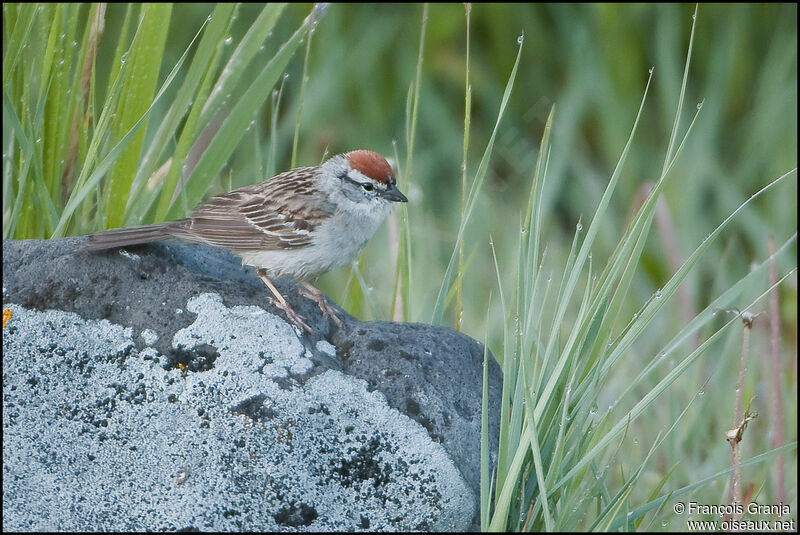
[87,150,408,333]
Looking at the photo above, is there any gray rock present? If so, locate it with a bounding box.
[2,238,502,531]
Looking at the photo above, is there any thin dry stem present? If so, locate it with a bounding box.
[727,315,754,515]
[521,498,536,532]
[387,211,403,321]
[767,236,785,505]
[456,2,471,332]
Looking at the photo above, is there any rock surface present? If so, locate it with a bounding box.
[2,238,502,531]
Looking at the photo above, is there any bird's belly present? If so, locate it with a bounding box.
[239,219,373,280]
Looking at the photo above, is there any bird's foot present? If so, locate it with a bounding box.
[300,282,344,329]
[269,296,313,334]
[257,270,313,334]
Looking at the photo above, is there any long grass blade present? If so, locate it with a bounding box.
[103,3,172,229]
[480,299,492,531]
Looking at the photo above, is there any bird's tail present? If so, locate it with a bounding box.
[84,223,174,251]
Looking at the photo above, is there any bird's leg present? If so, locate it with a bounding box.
[299,281,344,328]
[256,269,312,334]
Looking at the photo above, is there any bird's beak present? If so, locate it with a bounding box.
[381,183,408,203]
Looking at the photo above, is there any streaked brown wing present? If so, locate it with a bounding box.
[169,167,335,251]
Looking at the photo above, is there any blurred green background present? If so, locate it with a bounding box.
[239,3,798,346]
[3,3,797,529]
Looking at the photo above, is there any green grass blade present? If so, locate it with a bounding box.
[480,302,491,531]
[531,215,578,392]
[105,5,133,101]
[198,3,288,129]
[661,3,697,175]
[42,4,71,203]
[594,379,699,530]
[523,377,554,530]
[490,237,512,504]
[2,90,35,239]
[291,27,313,168]
[491,355,527,529]
[2,3,37,83]
[524,106,554,310]
[103,3,172,229]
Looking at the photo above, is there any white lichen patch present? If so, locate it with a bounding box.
[3,297,474,531]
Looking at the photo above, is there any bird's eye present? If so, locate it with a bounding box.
[361,183,374,191]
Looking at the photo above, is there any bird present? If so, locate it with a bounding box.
[86,150,408,333]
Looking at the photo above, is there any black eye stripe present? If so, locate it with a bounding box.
[340,171,380,192]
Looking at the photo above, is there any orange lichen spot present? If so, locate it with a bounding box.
[3,308,11,328]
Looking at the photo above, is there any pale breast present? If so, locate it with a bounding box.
[239,206,388,279]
